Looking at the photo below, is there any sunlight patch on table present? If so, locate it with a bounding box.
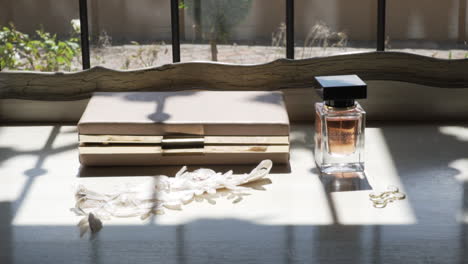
[331,128,417,225]
[439,126,468,142]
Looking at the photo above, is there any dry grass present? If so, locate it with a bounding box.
[301,21,348,59]
[72,23,467,70]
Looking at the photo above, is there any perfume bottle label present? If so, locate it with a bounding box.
[326,117,358,155]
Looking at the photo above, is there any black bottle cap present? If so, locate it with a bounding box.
[314,75,367,103]
[324,99,356,108]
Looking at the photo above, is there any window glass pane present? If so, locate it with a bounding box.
[180,0,285,64]
[387,0,467,59]
[89,0,172,70]
[296,0,376,59]
[0,0,81,72]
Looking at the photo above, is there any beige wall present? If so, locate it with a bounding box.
[0,0,80,37]
[88,0,172,42]
[387,0,461,41]
[0,0,466,43]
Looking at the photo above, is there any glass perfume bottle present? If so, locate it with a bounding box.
[314,75,367,174]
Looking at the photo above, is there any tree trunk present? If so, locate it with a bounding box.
[209,29,218,61]
[210,40,218,61]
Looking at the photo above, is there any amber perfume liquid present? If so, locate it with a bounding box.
[314,102,365,173]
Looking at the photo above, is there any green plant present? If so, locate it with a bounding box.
[185,0,252,61]
[0,24,25,70]
[121,41,168,69]
[0,21,80,71]
[97,30,112,49]
[122,57,131,70]
[179,0,187,9]
[92,54,106,66]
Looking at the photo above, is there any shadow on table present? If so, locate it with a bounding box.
[379,124,468,219]
[3,124,468,263]
[0,126,77,217]
[10,196,457,264]
[0,202,12,264]
[380,123,468,264]
[0,214,381,264]
[319,171,372,193]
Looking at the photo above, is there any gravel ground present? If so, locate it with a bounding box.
[71,43,467,71]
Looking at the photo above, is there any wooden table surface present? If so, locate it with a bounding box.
[0,124,467,264]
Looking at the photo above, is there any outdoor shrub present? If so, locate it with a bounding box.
[0,21,80,71]
[121,41,168,69]
[184,0,252,61]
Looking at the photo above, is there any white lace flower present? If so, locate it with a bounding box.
[73,160,273,236]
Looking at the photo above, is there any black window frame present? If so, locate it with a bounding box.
[78,0,387,69]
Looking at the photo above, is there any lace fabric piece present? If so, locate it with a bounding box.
[73,160,273,236]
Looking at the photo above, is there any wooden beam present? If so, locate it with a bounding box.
[1,52,468,101]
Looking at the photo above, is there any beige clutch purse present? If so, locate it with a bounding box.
[78,91,290,166]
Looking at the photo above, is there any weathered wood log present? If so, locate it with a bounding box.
[1,51,468,101]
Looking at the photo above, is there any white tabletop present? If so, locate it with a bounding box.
[0,124,467,264]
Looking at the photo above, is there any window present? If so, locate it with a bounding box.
[296,0,376,59]
[88,0,172,70]
[387,0,467,59]
[1,0,467,73]
[0,1,81,72]
[179,0,286,64]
